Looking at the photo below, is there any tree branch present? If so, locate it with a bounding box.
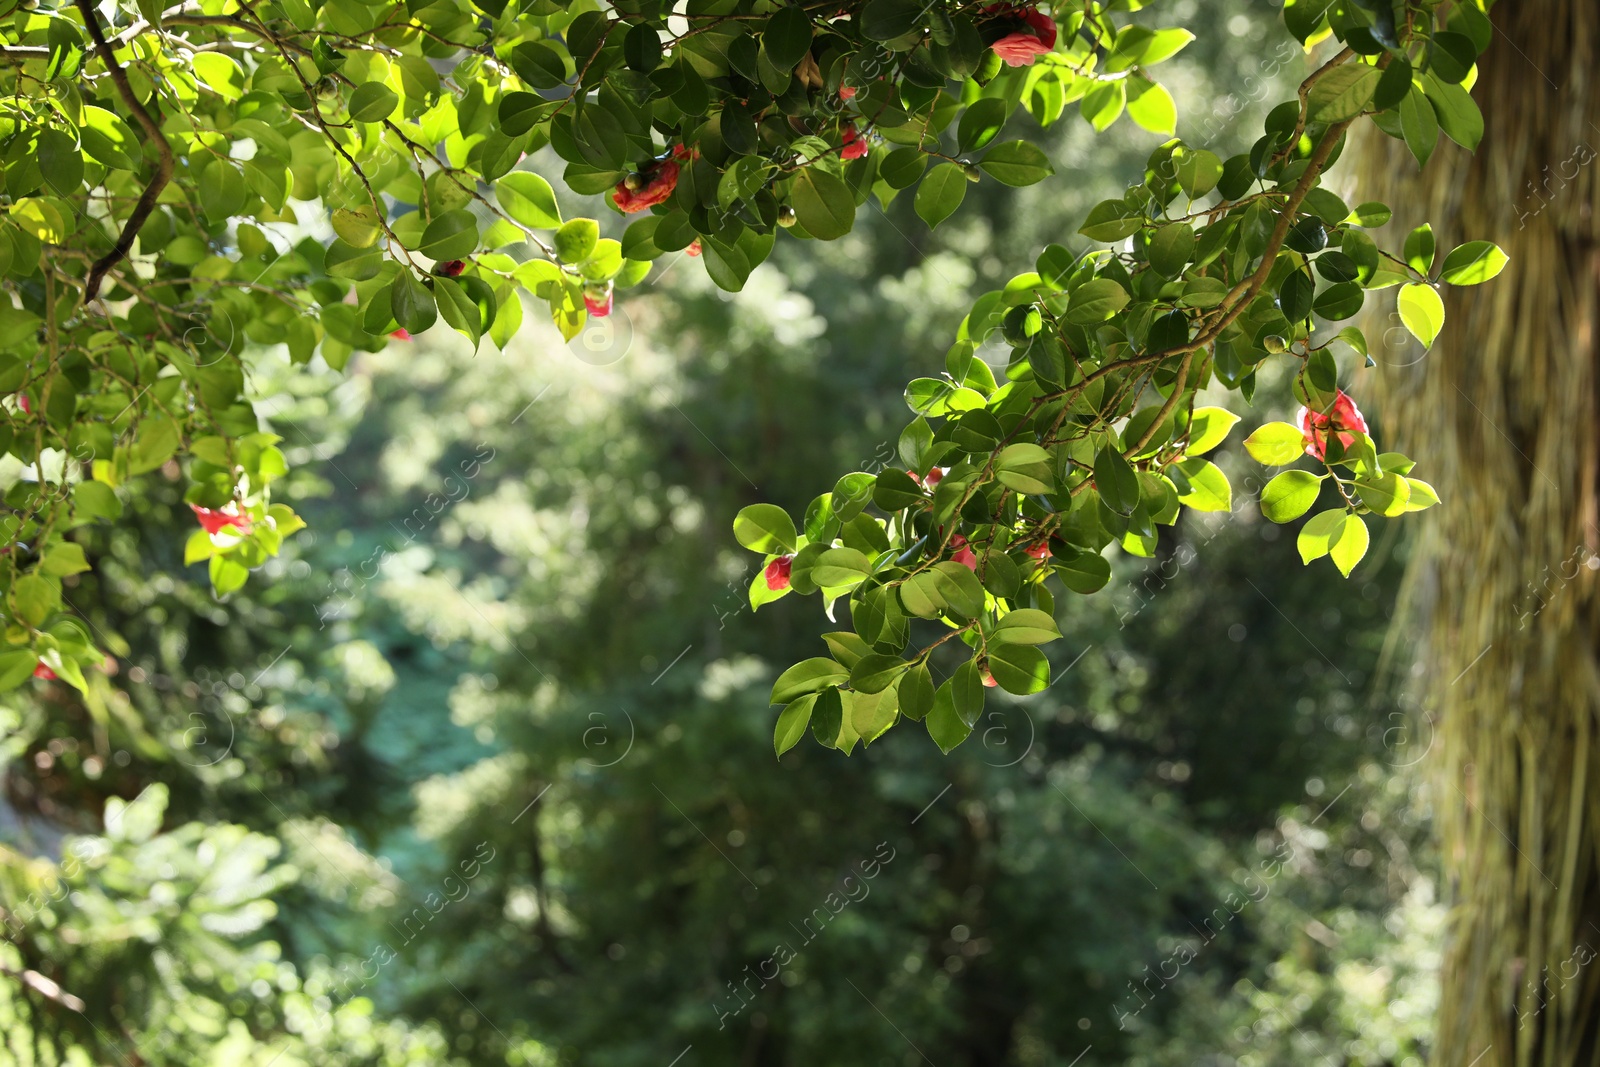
[74,0,175,301]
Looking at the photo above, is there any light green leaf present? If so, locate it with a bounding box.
[1440,241,1508,285]
[496,172,563,229]
[1186,406,1240,455]
[1397,283,1445,349]
[733,503,797,553]
[771,658,849,705]
[1261,469,1322,523]
[1244,422,1307,466]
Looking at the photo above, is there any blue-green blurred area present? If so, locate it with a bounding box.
[1,4,1442,1065]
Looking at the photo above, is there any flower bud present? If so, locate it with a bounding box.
[777,205,798,227]
[964,164,982,183]
[1264,334,1289,354]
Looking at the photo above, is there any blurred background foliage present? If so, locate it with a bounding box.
[0,2,1444,1064]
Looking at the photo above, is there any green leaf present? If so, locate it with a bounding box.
[987,644,1049,695]
[496,172,563,229]
[994,443,1054,495]
[1296,508,1347,564]
[898,663,935,721]
[810,686,845,748]
[79,107,138,170]
[555,218,600,262]
[1399,84,1439,167]
[73,480,122,522]
[774,694,815,757]
[1261,469,1322,523]
[435,277,486,347]
[915,163,967,230]
[733,503,797,553]
[762,5,812,69]
[1066,278,1130,324]
[925,679,972,753]
[1440,241,1508,285]
[0,650,38,691]
[390,270,438,334]
[37,129,84,196]
[1329,514,1369,576]
[1186,407,1239,455]
[861,0,923,40]
[348,81,399,122]
[40,542,90,577]
[810,547,873,588]
[193,52,246,100]
[1174,457,1230,512]
[1356,471,1411,516]
[419,209,479,261]
[11,573,58,626]
[901,560,985,620]
[1125,78,1176,136]
[1054,549,1111,595]
[1404,224,1435,276]
[791,168,855,240]
[1404,478,1440,511]
[1094,446,1140,516]
[1348,202,1392,227]
[958,98,1008,154]
[1244,422,1307,465]
[1397,283,1445,349]
[989,608,1061,645]
[979,141,1053,187]
[1079,200,1143,242]
[325,238,383,280]
[771,658,850,704]
[1306,64,1380,122]
[1174,148,1223,199]
[850,653,906,694]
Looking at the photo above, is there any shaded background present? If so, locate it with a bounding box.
[1,3,1444,1064]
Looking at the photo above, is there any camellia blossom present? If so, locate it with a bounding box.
[838,85,857,100]
[840,123,869,161]
[909,467,947,491]
[686,240,702,258]
[16,394,28,415]
[390,328,411,341]
[980,668,999,688]
[765,555,793,591]
[585,286,614,318]
[437,259,466,278]
[1026,540,1050,560]
[951,533,977,570]
[32,663,55,681]
[191,502,253,536]
[986,5,1058,66]
[614,145,691,214]
[1296,390,1369,461]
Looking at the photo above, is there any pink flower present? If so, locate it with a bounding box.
[1296,390,1369,461]
[190,503,253,536]
[951,533,977,571]
[584,286,613,318]
[1026,541,1050,560]
[986,5,1057,66]
[391,328,411,340]
[838,86,857,100]
[765,555,792,591]
[980,669,998,688]
[686,240,702,258]
[16,394,28,415]
[909,467,946,491]
[614,147,690,214]
[840,123,870,161]
[32,663,55,681]
[436,260,466,277]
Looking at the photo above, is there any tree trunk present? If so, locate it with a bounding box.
[1359,4,1600,1066]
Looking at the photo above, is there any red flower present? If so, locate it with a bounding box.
[686,240,702,257]
[840,123,870,161]
[584,285,613,318]
[191,503,253,536]
[391,328,411,340]
[986,5,1057,66]
[32,663,55,681]
[16,394,28,415]
[980,669,998,688]
[765,555,793,591]
[909,467,946,491]
[614,148,688,214]
[437,260,466,277]
[838,85,857,100]
[1026,540,1050,560]
[951,533,977,571]
[1296,390,1369,461]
